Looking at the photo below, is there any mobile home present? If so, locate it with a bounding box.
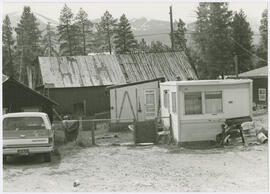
[160,79,253,143]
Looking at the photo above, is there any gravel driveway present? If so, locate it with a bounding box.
[3,142,268,192]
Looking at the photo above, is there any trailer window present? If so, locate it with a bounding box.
[163,90,169,109]
[205,91,223,113]
[172,92,176,113]
[184,92,202,115]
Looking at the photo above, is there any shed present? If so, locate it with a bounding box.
[31,52,197,117]
[160,79,253,143]
[2,75,57,121]
[107,78,165,124]
[238,66,267,108]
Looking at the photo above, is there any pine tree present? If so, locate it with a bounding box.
[173,19,187,52]
[256,9,268,68]
[206,3,233,79]
[149,41,170,52]
[42,22,58,56]
[15,6,42,84]
[231,9,254,73]
[193,3,233,79]
[2,15,15,77]
[99,11,117,54]
[114,14,137,54]
[75,8,93,55]
[137,38,149,52]
[58,4,79,56]
[192,2,210,78]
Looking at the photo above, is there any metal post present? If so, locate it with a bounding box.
[92,121,96,145]
[169,6,174,51]
[234,54,239,79]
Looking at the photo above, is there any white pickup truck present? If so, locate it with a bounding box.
[3,112,54,162]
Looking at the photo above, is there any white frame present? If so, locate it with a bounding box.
[183,91,224,116]
[144,89,156,118]
[258,88,266,101]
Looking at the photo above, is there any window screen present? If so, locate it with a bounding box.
[184,92,202,115]
[205,91,223,113]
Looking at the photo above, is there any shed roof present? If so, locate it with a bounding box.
[3,76,58,105]
[37,52,197,88]
[160,79,252,86]
[238,66,268,78]
[107,77,165,90]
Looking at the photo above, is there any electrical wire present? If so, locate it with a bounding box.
[230,37,267,63]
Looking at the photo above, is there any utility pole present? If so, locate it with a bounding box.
[234,54,239,78]
[169,6,174,51]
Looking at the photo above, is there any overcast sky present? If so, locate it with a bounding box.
[2,1,268,23]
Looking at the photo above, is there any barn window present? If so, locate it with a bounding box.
[205,91,223,113]
[145,89,156,117]
[258,88,266,101]
[172,92,176,113]
[184,92,202,115]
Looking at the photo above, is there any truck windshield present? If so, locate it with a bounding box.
[3,117,46,131]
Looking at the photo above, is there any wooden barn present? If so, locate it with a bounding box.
[34,55,126,117]
[160,79,253,143]
[238,66,268,108]
[29,52,197,117]
[2,75,57,121]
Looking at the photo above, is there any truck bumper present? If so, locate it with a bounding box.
[3,146,54,155]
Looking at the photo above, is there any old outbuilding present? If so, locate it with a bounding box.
[160,79,253,143]
[107,78,165,124]
[2,75,57,121]
[30,52,197,117]
[238,66,268,108]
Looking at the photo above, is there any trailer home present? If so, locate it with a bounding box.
[160,79,253,143]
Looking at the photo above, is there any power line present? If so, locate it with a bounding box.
[231,37,267,63]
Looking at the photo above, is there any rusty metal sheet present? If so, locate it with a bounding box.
[38,52,197,88]
[38,55,126,87]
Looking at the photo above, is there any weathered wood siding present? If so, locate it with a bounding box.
[110,81,160,122]
[47,86,110,116]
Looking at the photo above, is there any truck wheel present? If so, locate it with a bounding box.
[44,153,52,162]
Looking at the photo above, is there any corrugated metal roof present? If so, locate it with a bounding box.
[38,52,197,88]
[39,55,126,87]
[238,66,268,78]
[117,52,197,82]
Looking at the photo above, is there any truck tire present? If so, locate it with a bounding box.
[44,153,52,162]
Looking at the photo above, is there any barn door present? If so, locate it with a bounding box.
[144,89,156,119]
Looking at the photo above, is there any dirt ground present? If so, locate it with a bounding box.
[3,113,269,192]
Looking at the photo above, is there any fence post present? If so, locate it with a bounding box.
[169,114,174,144]
[92,121,96,146]
[154,117,158,144]
[133,119,137,144]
